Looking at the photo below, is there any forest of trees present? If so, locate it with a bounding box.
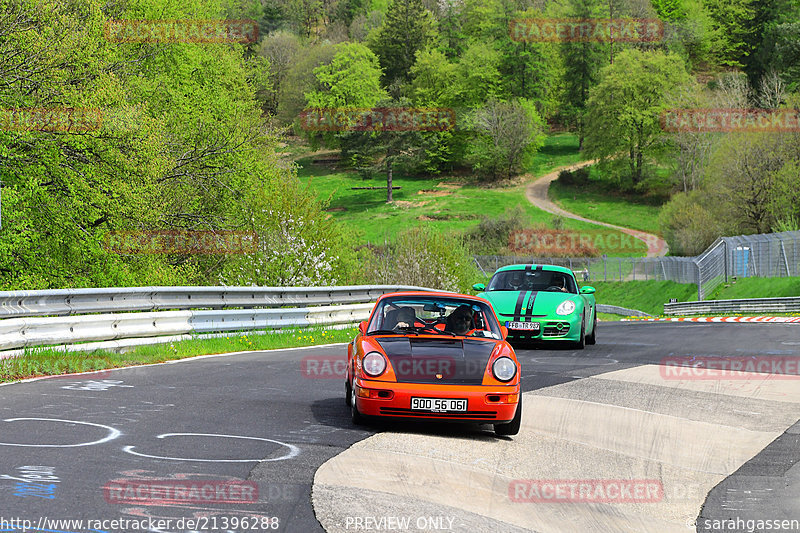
[257,0,800,255]
[1,0,798,289]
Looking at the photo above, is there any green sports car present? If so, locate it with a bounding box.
[472,264,597,348]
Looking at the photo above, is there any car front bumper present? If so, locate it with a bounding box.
[503,315,582,342]
[353,380,520,423]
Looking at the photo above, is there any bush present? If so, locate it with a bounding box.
[556,167,590,186]
[658,191,722,256]
[464,207,528,254]
[467,98,546,181]
[363,227,479,292]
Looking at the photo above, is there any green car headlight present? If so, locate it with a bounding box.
[556,300,576,315]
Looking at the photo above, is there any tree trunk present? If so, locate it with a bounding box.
[386,158,393,203]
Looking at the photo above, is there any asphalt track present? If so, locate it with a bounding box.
[0,322,798,533]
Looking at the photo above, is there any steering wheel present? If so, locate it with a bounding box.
[545,285,563,292]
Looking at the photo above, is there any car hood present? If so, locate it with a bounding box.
[481,290,578,319]
[374,337,496,385]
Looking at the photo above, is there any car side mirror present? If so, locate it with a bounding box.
[358,321,368,335]
[472,283,486,291]
[500,326,508,339]
[580,286,596,294]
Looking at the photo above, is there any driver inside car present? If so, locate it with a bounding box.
[508,270,526,291]
[445,305,476,335]
[386,306,417,329]
[551,275,568,292]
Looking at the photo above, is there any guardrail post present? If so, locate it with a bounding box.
[697,262,702,301]
[780,241,790,277]
[723,240,728,283]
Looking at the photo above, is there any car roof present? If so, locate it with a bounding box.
[494,264,575,275]
[375,291,491,305]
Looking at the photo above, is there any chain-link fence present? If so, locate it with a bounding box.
[474,230,800,300]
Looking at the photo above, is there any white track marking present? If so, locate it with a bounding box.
[123,432,300,463]
[0,418,121,447]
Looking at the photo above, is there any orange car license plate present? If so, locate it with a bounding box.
[410,397,467,412]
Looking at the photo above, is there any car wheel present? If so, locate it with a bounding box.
[573,315,586,350]
[345,380,351,407]
[350,378,365,425]
[495,396,522,436]
[586,310,597,345]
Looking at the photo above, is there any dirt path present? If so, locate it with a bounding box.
[524,161,669,257]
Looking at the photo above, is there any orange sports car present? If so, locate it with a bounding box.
[345,291,522,436]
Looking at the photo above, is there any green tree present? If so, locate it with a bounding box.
[652,0,685,20]
[454,42,505,108]
[408,48,466,174]
[409,48,458,106]
[703,0,755,67]
[0,0,354,289]
[370,0,437,88]
[467,98,546,181]
[288,0,324,38]
[258,30,302,115]
[584,49,693,188]
[305,42,387,108]
[436,0,467,59]
[278,42,337,124]
[338,98,424,202]
[560,0,609,148]
[740,0,800,89]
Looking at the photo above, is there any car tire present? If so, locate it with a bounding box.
[350,378,365,425]
[495,396,522,436]
[345,380,351,407]
[586,310,597,345]
[573,315,586,350]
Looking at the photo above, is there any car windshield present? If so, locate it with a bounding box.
[367,296,502,339]
[487,269,578,294]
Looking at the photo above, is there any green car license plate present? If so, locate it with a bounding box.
[507,321,540,331]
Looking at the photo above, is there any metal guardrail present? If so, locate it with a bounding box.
[0,285,437,356]
[0,285,435,318]
[664,297,800,316]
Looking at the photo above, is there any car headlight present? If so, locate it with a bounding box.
[362,352,387,377]
[492,357,517,382]
[556,300,576,315]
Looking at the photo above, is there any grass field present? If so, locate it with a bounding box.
[708,276,800,300]
[296,134,646,256]
[0,327,354,383]
[580,281,698,315]
[582,276,800,316]
[549,167,666,235]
